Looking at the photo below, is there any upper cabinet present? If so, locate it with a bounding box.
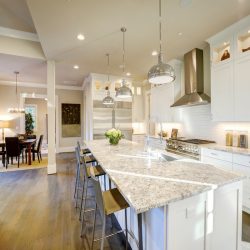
[207,16,250,122]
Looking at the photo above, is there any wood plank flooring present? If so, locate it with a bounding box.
[0,152,249,249]
[0,153,127,250]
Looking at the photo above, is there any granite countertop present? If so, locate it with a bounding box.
[200,144,250,156]
[85,139,244,214]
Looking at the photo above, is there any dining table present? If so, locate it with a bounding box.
[0,138,37,166]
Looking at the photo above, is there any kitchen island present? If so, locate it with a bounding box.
[85,139,244,250]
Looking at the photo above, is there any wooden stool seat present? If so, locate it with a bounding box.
[102,188,129,215]
[82,154,96,164]
[86,165,105,178]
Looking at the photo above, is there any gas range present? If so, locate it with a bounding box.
[166,138,215,160]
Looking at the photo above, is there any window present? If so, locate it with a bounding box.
[25,104,37,131]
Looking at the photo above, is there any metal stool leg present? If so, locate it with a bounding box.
[100,217,106,250]
[125,208,128,250]
[79,178,88,221]
[91,204,97,250]
[74,162,80,200]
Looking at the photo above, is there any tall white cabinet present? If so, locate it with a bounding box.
[207,15,250,122]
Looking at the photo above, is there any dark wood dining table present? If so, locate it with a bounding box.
[0,138,37,166]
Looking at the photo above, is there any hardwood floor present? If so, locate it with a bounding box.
[0,152,249,249]
[0,153,127,250]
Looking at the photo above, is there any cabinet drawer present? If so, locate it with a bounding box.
[201,148,233,162]
[233,154,250,167]
[202,156,233,171]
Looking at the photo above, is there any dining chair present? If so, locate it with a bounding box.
[27,135,43,163]
[0,150,6,167]
[5,137,22,169]
[89,165,130,250]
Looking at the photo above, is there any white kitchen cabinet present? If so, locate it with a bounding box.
[211,62,234,121]
[207,16,250,122]
[150,83,174,122]
[202,156,233,171]
[234,55,250,121]
[200,148,233,171]
[233,162,250,212]
[201,147,250,213]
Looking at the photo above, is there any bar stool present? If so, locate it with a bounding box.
[74,142,97,201]
[89,166,130,250]
[77,141,96,164]
[75,147,106,223]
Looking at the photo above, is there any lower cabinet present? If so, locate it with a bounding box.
[201,147,250,214]
[100,173,242,250]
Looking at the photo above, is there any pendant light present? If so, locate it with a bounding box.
[8,71,25,114]
[148,0,175,84]
[102,53,114,105]
[116,27,132,98]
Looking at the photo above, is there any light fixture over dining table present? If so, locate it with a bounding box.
[8,71,25,114]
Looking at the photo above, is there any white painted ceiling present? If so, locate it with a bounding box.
[0,0,250,86]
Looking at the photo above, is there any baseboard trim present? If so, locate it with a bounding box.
[47,163,56,174]
[58,147,75,153]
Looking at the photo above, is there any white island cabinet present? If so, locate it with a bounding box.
[201,145,250,214]
[85,139,243,250]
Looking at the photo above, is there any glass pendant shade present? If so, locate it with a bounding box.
[116,79,132,98]
[103,90,114,105]
[148,0,175,85]
[148,54,175,84]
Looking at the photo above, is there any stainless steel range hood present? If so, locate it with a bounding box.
[171,48,210,107]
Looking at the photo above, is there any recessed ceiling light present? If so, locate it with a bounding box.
[126,72,131,76]
[248,30,250,34]
[178,32,183,36]
[73,65,79,69]
[77,34,85,40]
[152,51,158,56]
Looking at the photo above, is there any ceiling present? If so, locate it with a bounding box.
[0,0,250,86]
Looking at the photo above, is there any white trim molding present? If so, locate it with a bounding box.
[47,163,57,175]
[58,146,75,153]
[0,80,83,91]
[0,26,39,42]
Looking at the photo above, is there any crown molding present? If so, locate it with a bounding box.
[0,80,83,91]
[0,26,39,42]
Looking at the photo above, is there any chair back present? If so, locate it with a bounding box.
[5,137,20,157]
[75,146,88,181]
[37,135,44,152]
[77,141,81,153]
[89,166,105,220]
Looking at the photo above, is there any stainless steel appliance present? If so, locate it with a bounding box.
[166,138,215,159]
[93,100,132,140]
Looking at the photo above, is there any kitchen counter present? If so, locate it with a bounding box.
[85,139,244,250]
[201,143,250,156]
[85,139,243,214]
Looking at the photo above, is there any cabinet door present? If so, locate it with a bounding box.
[201,156,233,171]
[211,62,234,121]
[234,55,250,121]
[150,84,174,122]
[233,163,250,211]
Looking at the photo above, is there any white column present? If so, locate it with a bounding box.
[47,60,56,174]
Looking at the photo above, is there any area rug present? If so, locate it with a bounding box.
[0,157,48,172]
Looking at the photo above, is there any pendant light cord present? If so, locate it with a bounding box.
[106,53,110,82]
[121,27,126,78]
[14,71,19,108]
[159,0,162,54]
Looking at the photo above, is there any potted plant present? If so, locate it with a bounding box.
[25,113,34,136]
[105,128,123,145]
